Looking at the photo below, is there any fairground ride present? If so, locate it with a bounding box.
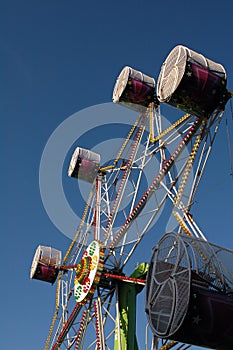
[31,45,233,350]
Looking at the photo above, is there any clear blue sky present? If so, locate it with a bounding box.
[1,1,233,349]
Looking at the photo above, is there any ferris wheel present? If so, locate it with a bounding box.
[30,45,232,350]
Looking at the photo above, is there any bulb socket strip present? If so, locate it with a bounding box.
[109,117,201,249]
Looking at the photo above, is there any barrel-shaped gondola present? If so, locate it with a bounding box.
[146,232,233,349]
[157,45,228,117]
[68,147,100,183]
[112,66,158,112]
[30,246,61,284]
